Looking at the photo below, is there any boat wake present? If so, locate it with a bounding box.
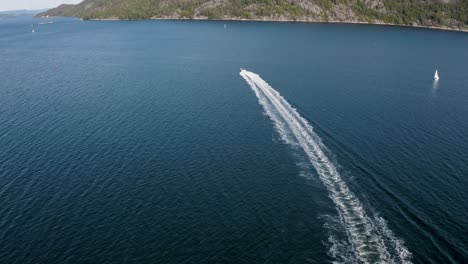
[240,69,412,264]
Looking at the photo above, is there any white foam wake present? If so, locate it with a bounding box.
[240,69,412,264]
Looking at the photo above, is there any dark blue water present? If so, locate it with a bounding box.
[1,15,467,263]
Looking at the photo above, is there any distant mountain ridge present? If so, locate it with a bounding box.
[37,0,468,31]
[0,9,38,14]
[0,9,46,19]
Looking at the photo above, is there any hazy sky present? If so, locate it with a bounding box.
[0,0,81,11]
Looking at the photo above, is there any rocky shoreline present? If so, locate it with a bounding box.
[85,17,468,33]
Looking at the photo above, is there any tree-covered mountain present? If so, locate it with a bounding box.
[37,0,468,31]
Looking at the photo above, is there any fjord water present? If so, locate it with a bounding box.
[1,16,467,264]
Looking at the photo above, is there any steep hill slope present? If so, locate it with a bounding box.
[38,0,468,31]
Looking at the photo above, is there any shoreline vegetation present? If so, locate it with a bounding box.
[37,0,468,33]
[87,17,468,33]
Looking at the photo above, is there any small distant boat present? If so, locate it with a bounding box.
[224,24,227,29]
[31,29,35,33]
[434,70,439,80]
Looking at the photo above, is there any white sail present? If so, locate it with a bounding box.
[434,70,439,80]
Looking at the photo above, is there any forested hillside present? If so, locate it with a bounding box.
[38,0,468,31]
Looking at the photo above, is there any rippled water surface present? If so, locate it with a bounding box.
[1,15,467,263]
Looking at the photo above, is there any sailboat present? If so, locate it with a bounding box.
[434,70,439,80]
[32,29,35,33]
